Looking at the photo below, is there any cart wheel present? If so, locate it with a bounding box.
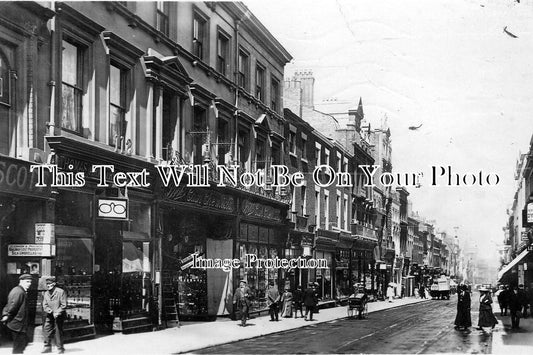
[347,307,354,318]
[363,303,368,319]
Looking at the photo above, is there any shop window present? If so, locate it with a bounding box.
[55,191,92,228]
[61,40,84,133]
[56,237,93,323]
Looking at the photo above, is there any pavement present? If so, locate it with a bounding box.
[492,312,533,355]
[1,297,428,355]
[4,298,532,355]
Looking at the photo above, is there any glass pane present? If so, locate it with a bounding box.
[109,65,121,106]
[61,85,78,131]
[109,105,121,145]
[62,41,78,86]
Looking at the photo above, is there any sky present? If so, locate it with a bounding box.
[245,0,533,264]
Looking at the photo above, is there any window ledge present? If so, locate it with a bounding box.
[289,152,298,159]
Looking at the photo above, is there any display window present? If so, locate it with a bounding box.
[56,237,93,323]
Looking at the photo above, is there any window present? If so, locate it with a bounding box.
[109,64,126,146]
[61,40,84,133]
[271,77,280,111]
[192,106,207,164]
[237,128,249,170]
[256,138,266,170]
[324,192,329,229]
[315,190,320,227]
[217,118,229,165]
[344,194,349,230]
[315,143,321,166]
[289,131,296,155]
[324,148,330,166]
[238,49,249,89]
[271,144,281,165]
[301,134,308,160]
[217,32,229,76]
[336,193,341,228]
[193,14,206,60]
[337,152,342,172]
[301,186,307,215]
[162,91,179,161]
[156,1,169,36]
[255,63,265,101]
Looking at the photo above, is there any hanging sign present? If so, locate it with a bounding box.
[97,198,128,220]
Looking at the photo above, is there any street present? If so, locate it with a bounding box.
[193,294,493,354]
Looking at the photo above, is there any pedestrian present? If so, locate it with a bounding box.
[518,284,528,318]
[232,280,251,327]
[454,284,472,330]
[292,285,304,318]
[1,274,33,354]
[497,285,510,316]
[303,282,318,321]
[419,284,426,299]
[477,286,498,331]
[41,277,67,354]
[508,285,521,329]
[387,284,395,302]
[280,286,293,318]
[266,281,280,321]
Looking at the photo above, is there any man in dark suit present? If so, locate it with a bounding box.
[509,285,522,329]
[1,274,33,354]
[303,282,318,321]
[233,280,252,327]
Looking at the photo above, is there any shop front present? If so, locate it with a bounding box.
[46,136,156,336]
[314,230,338,302]
[0,156,53,341]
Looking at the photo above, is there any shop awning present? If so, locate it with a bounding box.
[498,249,530,281]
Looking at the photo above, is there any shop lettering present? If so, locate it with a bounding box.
[0,159,49,195]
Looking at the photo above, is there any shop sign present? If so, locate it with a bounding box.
[528,203,533,224]
[528,245,533,251]
[8,244,54,257]
[0,157,51,197]
[379,263,387,270]
[97,198,128,220]
[35,223,55,244]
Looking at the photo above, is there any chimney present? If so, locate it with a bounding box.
[293,70,315,109]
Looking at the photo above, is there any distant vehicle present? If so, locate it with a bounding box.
[430,276,451,300]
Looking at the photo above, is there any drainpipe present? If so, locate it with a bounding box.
[233,18,241,165]
[48,7,58,137]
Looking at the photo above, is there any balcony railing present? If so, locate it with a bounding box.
[351,224,377,240]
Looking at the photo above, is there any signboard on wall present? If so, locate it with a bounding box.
[35,223,55,244]
[8,244,54,257]
[97,198,128,220]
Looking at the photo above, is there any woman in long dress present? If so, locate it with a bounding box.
[280,287,293,318]
[454,284,472,330]
[477,287,498,330]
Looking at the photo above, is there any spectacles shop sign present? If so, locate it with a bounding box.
[8,244,55,257]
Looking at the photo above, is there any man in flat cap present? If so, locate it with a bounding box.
[1,274,33,353]
[233,280,251,327]
[41,277,67,354]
